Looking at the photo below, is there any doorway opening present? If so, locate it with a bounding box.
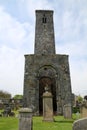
[39,77,57,115]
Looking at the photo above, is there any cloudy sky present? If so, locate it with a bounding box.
[0,0,87,97]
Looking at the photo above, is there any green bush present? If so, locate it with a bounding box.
[72,107,80,113]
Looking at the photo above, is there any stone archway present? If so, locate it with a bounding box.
[39,77,57,115]
[38,65,57,115]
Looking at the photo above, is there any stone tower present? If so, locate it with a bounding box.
[35,10,55,54]
[23,10,72,115]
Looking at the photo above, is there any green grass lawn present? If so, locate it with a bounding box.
[33,116,76,130]
[0,117,18,130]
[0,115,77,130]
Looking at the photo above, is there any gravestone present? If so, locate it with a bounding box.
[80,101,87,118]
[63,104,72,119]
[73,118,87,130]
[43,84,54,122]
[81,107,87,118]
[19,108,33,130]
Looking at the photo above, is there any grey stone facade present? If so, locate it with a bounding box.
[23,10,72,115]
[35,10,55,54]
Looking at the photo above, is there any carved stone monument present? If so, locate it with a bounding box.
[80,101,87,118]
[19,108,33,130]
[63,104,72,119]
[23,10,72,115]
[43,84,54,122]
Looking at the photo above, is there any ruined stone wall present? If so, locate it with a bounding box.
[23,54,72,115]
[23,10,72,115]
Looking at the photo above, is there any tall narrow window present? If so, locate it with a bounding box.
[42,15,47,23]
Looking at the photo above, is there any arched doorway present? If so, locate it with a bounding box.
[39,77,57,115]
[38,65,57,115]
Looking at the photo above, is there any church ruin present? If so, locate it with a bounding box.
[23,10,72,115]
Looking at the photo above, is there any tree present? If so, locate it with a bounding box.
[0,90,11,99]
[77,95,83,102]
[13,94,23,99]
[13,94,23,109]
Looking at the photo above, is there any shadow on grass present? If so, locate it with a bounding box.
[54,120,74,123]
[54,118,77,123]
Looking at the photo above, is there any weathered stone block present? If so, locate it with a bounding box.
[43,91,54,122]
[63,104,72,119]
[73,118,87,130]
[81,106,87,118]
[19,108,33,130]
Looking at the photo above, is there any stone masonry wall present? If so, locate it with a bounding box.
[23,54,72,115]
[35,10,55,54]
[23,10,72,115]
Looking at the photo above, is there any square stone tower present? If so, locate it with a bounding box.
[23,10,72,115]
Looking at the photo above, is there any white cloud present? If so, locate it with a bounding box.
[0,6,34,50]
[25,0,53,13]
[0,8,24,46]
[54,0,87,43]
[0,45,24,96]
[18,0,53,21]
[53,0,87,97]
[0,6,34,96]
[71,62,87,96]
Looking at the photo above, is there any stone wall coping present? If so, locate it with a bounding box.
[19,108,33,113]
[24,54,68,57]
[35,10,53,13]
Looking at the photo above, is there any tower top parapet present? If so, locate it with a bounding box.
[35,10,53,13]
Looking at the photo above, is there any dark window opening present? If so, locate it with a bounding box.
[44,68,47,70]
[42,17,47,23]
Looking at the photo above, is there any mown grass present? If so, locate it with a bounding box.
[0,114,78,130]
[33,115,77,130]
[0,117,18,130]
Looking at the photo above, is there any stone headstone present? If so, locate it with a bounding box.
[19,108,33,130]
[43,89,54,122]
[73,118,87,130]
[63,104,72,119]
[81,106,87,118]
[81,101,87,118]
